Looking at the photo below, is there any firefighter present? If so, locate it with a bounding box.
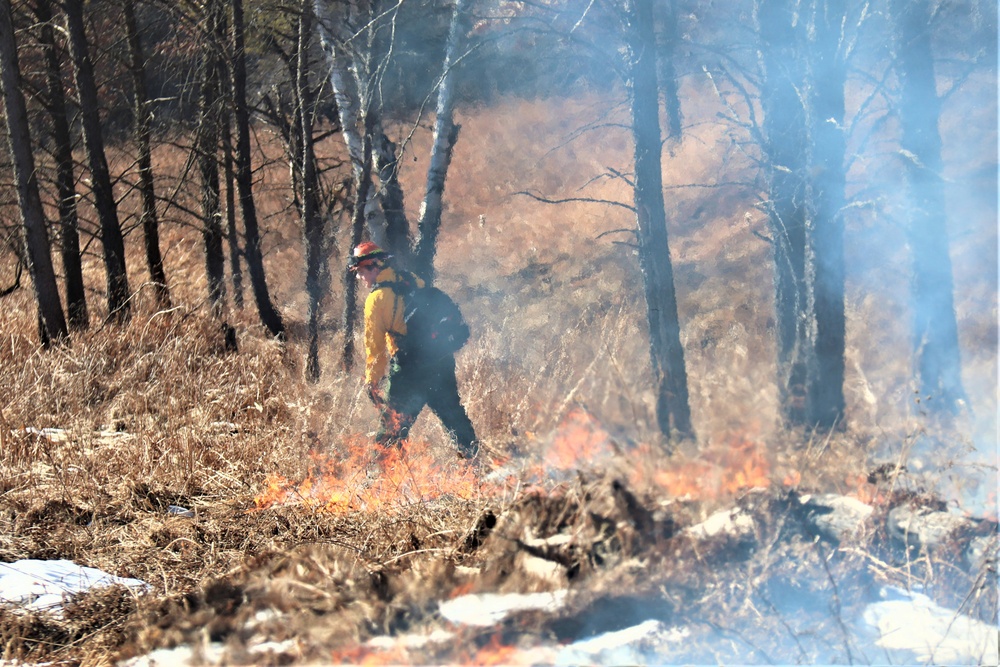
[349,241,479,459]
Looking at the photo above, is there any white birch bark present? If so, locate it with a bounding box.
[314,0,390,247]
[413,0,471,280]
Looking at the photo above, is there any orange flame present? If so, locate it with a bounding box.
[330,644,410,665]
[467,634,525,666]
[846,472,882,505]
[545,406,619,471]
[783,469,803,487]
[253,435,492,515]
[643,436,772,500]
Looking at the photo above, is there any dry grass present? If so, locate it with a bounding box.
[0,78,995,663]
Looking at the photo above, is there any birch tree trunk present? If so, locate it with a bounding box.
[411,0,470,283]
[222,110,244,309]
[623,0,693,442]
[342,114,376,371]
[63,0,131,322]
[314,0,410,260]
[658,0,682,141]
[0,0,68,344]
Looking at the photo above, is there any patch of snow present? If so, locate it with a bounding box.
[860,586,999,666]
[0,559,147,614]
[247,638,296,656]
[570,619,685,653]
[438,590,568,626]
[118,643,225,667]
[685,508,755,540]
[553,620,690,665]
[166,505,194,518]
[366,629,456,650]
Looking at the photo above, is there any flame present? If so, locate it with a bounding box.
[545,406,618,471]
[467,635,525,666]
[330,645,410,665]
[846,472,882,505]
[255,410,776,513]
[448,580,476,598]
[253,435,492,515]
[644,436,772,500]
[783,469,803,487]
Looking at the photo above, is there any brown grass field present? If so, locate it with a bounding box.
[0,75,996,664]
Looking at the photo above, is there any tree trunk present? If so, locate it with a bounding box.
[756,0,813,425]
[123,0,169,308]
[624,0,693,442]
[62,0,130,322]
[230,0,284,338]
[807,0,847,428]
[889,0,966,412]
[314,0,411,259]
[63,0,131,322]
[411,0,469,283]
[372,126,412,263]
[0,0,68,343]
[34,0,87,329]
[297,0,326,381]
[658,0,682,141]
[222,110,244,309]
[198,0,227,317]
[342,114,376,372]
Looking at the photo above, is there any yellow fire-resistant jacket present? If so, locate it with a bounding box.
[363,267,425,385]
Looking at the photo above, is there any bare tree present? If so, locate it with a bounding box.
[0,0,68,344]
[342,113,375,371]
[197,0,227,317]
[410,0,471,282]
[755,0,812,425]
[222,110,244,309]
[62,0,131,322]
[889,0,966,412]
[314,0,411,261]
[806,0,847,428]
[123,0,170,308]
[623,0,693,441]
[658,0,683,141]
[296,0,328,380]
[33,0,87,329]
[229,0,285,338]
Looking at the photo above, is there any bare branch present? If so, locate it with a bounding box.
[513,190,636,213]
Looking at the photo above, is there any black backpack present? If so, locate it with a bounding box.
[375,271,470,361]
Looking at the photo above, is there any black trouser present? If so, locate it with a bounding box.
[376,353,478,457]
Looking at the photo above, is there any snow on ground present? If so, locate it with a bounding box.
[859,586,999,666]
[0,559,147,614]
[3,561,996,665]
[438,590,568,626]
